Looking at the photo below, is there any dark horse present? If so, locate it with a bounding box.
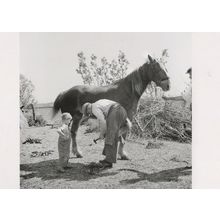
[52,55,170,159]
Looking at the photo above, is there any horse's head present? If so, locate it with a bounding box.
[147,55,170,91]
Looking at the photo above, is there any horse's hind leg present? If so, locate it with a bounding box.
[71,112,83,158]
[118,133,130,160]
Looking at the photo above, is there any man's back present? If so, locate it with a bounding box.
[94,99,117,119]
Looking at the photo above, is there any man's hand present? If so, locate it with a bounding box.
[80,115,90,124]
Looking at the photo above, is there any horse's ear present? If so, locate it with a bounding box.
[148,55,154,63]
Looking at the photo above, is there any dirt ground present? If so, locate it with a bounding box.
[20,126,191,189]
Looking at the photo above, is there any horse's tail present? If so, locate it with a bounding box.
[52,92,64,118]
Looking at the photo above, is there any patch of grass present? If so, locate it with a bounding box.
[145,140,164,149]
[22,137,42,144]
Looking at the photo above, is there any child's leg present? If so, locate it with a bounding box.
[58,140,66,172]
[58,156,65,172]
[63,156,69,168]
[63,140,71,168]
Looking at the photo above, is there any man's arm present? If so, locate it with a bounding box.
[92,105,106,139]
[80,115,90,124]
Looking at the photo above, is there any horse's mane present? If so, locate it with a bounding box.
[112,60,150,96]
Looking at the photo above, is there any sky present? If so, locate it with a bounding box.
[20,32,191,103]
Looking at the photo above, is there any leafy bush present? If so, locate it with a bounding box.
[76,51,129,86]
[26,115,47,127]
[35,115,47,127]
[26,115,35,127]
[20,74,37,107]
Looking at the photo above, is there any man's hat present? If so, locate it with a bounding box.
[82,102,92,115]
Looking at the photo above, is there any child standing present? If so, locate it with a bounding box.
[57,113,72,173]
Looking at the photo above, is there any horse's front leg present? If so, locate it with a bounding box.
[118,132,130,160]
[71,113,83,158]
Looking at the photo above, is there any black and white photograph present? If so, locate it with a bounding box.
[2,0,220,218]
[19,33,192,189]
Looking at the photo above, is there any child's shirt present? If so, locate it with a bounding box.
[57,124,71,140]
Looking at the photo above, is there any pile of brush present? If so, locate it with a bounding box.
[130,98,192,143]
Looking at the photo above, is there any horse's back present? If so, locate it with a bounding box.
[57,83,127,115]
[59,85,106,113]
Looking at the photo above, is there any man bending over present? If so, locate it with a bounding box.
[81,99,132,170]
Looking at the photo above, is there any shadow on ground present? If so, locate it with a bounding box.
[119,166,192,185]
[20,160,118,182]
[21,158,191,186]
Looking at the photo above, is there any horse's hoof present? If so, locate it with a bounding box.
[120,155,130,160]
